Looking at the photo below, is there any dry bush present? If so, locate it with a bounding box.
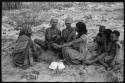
[77,2,87,8]
[8,11,45,30]
[2,2,75,30]
[2,2,22,10]
[27,2,74,12]
[3,2,75,30]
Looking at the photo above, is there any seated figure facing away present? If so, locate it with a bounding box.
[11,24,42,69]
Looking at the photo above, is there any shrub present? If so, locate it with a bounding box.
[2,2,22,10]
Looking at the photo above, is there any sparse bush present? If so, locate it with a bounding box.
[8,10,44,30]
[2,2,22,10]
[29,2,74,12]
[62,2,74,8]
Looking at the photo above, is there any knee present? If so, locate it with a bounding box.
[62,47,71,54]
[62,47,69,51]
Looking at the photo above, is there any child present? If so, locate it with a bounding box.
[105,30,121,68]
[94,25,105,53]
[94,25,105,42]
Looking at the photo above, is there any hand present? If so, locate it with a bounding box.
[84,60,92,65]
[56,45,62,48]
[110,60,115,67]
[51,43,58,48]
[52,43,62,48]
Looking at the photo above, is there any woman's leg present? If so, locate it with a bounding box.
[62,47,83,65]
[98,60,109,70]
[86,52,108,64]
[32,43,43,62]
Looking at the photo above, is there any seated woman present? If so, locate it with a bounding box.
[85,29,116,70]
[59,17,77,59]
[61,17,76,44]
[105,30,121,68]
[53,21,88,65]
[34,18,61,53]
[11,24,42,69]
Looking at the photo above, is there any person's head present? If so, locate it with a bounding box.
[21,24,32,37]
[76,21,87,37]
[94,32,104,43]
[99,25,105,33]
[50,18,58,27]
[103,29,112,42]
[111,30,120,41]
[65,17,73,28]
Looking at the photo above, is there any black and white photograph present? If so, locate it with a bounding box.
[2,2,124,82]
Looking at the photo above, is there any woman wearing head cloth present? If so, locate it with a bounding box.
[34,18,61,53]
[53,21,88,65]
[11,24,42,69]
[61,17,76,44]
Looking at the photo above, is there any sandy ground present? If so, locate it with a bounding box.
[2,51,108,82]
[2,2,124,82]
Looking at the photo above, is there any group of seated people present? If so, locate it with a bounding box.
[11,16,121,70]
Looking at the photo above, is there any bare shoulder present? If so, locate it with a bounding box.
[115,41,121,49]
[80,34,87,40]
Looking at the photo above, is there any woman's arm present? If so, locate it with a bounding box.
[61,37,83,47]
[54,30,61,42]
[45,29,51,45]
[110,44,120,66]
[87,52,108,64]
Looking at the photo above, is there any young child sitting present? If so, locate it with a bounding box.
[94,25,105,53]
[104,30,121,69]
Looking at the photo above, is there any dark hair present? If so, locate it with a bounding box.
[103,29,112,43]
[99,25,105,29]
[19,25,32,38]
[97,33,103,37]
[76,22,87,37]
[112,30,120,37]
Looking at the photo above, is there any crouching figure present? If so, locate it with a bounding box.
[11,24,42,69]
